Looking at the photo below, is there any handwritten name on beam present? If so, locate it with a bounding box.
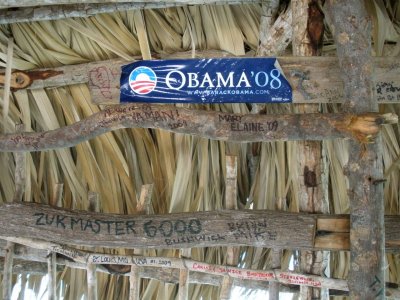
[2,202,400,251]
[0,236,348,291]
[0,104,396,152]
[2,54,399,104]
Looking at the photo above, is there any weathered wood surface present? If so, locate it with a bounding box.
[1,252,399,298]
[0,202,315,249]
[326,1,385,299]
[292,0,327,299]
[2,241,14,300]
[1,202,400,251]
[0,0,262,8]
[0,1,261,24]
[0,103,396,152]
[2,54,399,104]
[0,236,349,292]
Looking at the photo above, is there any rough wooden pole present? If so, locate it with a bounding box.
[13,124,26,202]
[47,251,57,300]
[2,123,27,300]
[129,184,153,300]
[325,1,385,299]
[292,0,328,299]
[178,249,191,300]
[2,241,14,300]
[87,192,99,300]
[220,156,239,300]
[2,38,13,131]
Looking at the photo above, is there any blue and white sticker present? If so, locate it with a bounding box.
[120,58,292,103]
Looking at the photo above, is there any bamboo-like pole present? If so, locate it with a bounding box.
[0,105,396,152]
[326,1,385,298]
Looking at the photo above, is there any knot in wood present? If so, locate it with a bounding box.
[304,166,317,188]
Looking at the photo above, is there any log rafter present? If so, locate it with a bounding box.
[0,104,396,152]
[0,1,262,24]
[2,202,400,251]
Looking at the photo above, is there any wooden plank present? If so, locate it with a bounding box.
[0,202,316,249]
[0,104,396,152]
[2,54,399,104]
[0,202,400,251]
[326,1,385,299]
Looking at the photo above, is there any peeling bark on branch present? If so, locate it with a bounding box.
[0,104,395,152]
[0,1,261,24]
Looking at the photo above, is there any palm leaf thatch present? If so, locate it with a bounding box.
[0,1,400,299]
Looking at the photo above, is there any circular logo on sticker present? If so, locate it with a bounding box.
[129,66,157,95]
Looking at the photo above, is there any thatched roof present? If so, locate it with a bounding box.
[0,0,400,299]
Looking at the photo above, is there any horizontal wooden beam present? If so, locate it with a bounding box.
[0,1,261,23]
[1,202,400,251]
[0,0,262,8]
[2,53,399,104]
[0,236,350,291]
[1,246,399,298]
[0,104,396,152]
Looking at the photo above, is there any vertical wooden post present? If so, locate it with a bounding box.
[220,156,238,300]
[3,123,27,300]
[178,249,191,300]
[2,37,13,129]
[292,0,328,299]
[257,5,290,298]
[18,275,27,300]
[87,192,99,300]
[47,251,57,300]
[48,183,63,300]
[13,124,26,202]
[2,241,14,300]
[326,1,385,299]
[129,184,153,300]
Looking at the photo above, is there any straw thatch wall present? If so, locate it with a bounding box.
[0,1,399,299]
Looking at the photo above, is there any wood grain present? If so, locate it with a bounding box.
[1,202,400,251]
[3,54,399,104]
[0,103,395,152]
